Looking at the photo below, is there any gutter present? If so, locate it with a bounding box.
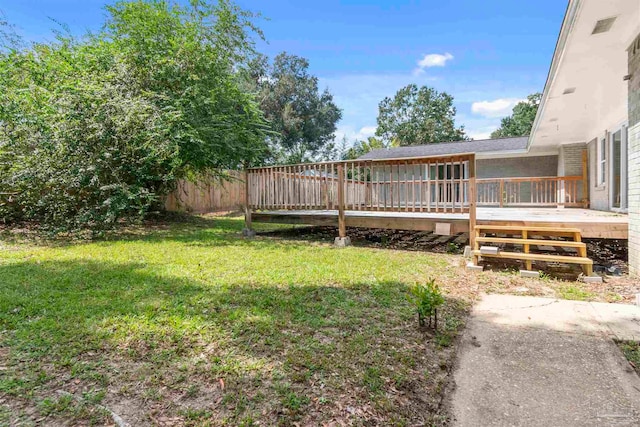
[527,0,582,151]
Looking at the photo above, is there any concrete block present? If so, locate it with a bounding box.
[580,274,603,284]
[463,245,472,258]
[480,246,499,255]
[519,270,540,279]
[334,236,351,247]
[434,222,451,236]
[242,228,256,238]
[466,262,484,272]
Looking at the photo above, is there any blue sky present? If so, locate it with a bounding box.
[1,0,567,142]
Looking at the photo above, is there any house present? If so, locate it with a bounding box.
[359,0,640,274]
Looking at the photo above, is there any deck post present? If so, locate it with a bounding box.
[335,163,351,246]
[468,155,477,263]
[581,150,589,207]
[242,169,255,238]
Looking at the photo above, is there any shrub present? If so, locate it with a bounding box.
[408,278,445,329]
[0,0,268,231]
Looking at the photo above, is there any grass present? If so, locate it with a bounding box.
[617,341,640,376]
[0,215,470,426]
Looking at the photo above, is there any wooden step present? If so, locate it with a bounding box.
[476,237,586,248]
[475,225,582,233]
[472,250,593,265]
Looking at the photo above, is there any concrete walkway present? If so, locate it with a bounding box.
[452,295,640,426]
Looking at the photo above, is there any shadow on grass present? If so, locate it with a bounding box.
[0,257,464,425]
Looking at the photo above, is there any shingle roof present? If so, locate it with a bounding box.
[357,136,529,160]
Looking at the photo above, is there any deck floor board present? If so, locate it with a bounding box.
[251,208,628,239]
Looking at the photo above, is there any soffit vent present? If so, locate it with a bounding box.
[592,17,616,35]
[563,87,576,95]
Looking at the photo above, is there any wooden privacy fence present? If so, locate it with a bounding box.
[476,176,585,207]
[246,154,477,213]
[165,171,244,213]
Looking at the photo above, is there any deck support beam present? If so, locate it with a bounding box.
[468,154,477,255]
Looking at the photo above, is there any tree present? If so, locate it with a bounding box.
[342,136,387,160]
[0,0,269,230]
[245,52,342,164]
[376,84,466,146]
[490,93,542,138]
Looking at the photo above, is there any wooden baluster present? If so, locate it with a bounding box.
[277,167,281,209]
[383,164,387,210]
[397,163,401,211]
[385,164,393,210]
[435,161,439,212]
[337,164,346,238]
[259,168,263,209]
[287,166,292,209]
[331,163,336,209]
[323,163,328,210]
[265,168,270,209]
[458,159,462,212]
[426,162,432,212]
[404,161,409,212]
[419,163,424,212]
[356,162,361,210]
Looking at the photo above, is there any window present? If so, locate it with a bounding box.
[598,137,606,186]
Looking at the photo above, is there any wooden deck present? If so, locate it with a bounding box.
[251,208,628,239]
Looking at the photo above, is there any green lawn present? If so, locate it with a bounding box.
[0,216,472,426]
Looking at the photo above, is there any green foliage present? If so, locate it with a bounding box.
[376,84,467,146]
[408,278,445,328]
[244,52,342,164]
[342,136,387,160]
[616,341,640,375]
[490,92,541,138]
[0,0,268,231]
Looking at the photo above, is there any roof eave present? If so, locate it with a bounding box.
[528,0,581,151]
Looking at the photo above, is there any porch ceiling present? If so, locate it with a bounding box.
[530,0,640,149]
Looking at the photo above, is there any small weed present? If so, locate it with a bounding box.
[363,367,384,393]
[82,389,105,405]
[435,332,453,348]
[557,285,596,301]
[38,395,75,417]
[446,242,460,254]
[616,340,640,375]
[281,391,309,411]
[180,408,212,420]
[185,384,200,398]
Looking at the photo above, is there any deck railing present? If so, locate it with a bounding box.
[476,176,585,207]
[246,154,476,213]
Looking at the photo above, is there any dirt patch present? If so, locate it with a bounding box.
[260,226,468,254]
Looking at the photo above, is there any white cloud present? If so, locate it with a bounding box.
[471,98,525,118]
[335,125,378,144]
[413,53,454,75]
[468,131,493,140]
[358,126,377,138]
[466,125,498,140]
